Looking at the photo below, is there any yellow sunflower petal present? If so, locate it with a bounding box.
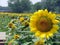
[43,9,48,16]
[53,25,59,30]
[48,33,53,37]
[46,35,49,39]
[30,28,38,32]
[35,31,41,37]
[50,25,59,33]
[52,20,59,24]
[48,12,56,20]
[39,33,46,39]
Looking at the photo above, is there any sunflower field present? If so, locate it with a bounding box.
[0,9,60,45]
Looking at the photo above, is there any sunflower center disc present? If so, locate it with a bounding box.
[37,16,53,32]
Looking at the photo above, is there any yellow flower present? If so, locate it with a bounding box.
[19,17,24,22]
[22,21,29,26]
[30,9,59,39]
[14,34,20,39]
[8,22,16,29]
[34,40,44,45]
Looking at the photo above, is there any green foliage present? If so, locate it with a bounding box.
[0,13,60,45]
[0,14,11,32]
[0,13,19,32]
[8,0,32,13]
[8,0,60,13]
[6,16,36,45]
[21,0,32,12]
[33,2,42,11]
[41,0,60,13]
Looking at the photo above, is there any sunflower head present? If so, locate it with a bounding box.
[19,17,24,22]
[8,23,16,29]
[30,9,59,39]
[14,34,20,39]
[35,40,44,45]
[22,21,29,26]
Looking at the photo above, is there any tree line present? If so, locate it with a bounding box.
[8,0,60,13]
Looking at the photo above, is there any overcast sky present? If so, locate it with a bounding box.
[0,0,41,7]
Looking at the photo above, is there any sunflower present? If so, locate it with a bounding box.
[14,34,20,39]
[30,9,59,39]
[34,40,44,45]
[22,21,29,26]
[8,22,16,29]
[19,17,24,22]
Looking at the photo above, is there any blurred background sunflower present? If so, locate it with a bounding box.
[34,40,44,45]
